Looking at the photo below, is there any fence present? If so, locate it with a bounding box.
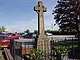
[50,37,80,60]
[10,39,36,60]
[10,37,80,60]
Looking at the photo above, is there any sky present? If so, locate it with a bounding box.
[0,0,59,33]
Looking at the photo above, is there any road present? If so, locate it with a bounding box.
[19,35,75,41]
[47,35,75,41]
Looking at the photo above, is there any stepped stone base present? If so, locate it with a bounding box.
[37,35,51,60]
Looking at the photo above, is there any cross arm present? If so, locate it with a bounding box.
[34,5,39,11]
[43,6,47,12]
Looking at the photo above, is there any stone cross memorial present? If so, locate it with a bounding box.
[34,2,50,60]
[34,1,48,41]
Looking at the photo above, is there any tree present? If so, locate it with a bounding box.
[24,29,30,33]
[34,30,38,34]
[53,0,80,33]
[0,26,6,33]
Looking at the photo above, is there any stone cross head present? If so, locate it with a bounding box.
[34,1,47,13]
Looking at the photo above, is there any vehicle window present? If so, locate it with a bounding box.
[12,34,16,36]
[0,36,9,39]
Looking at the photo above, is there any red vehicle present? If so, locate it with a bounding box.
[0,35,10,48]
[9,34,21,39]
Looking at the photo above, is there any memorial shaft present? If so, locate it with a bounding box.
[34,1,47,37]
[38,11,44,35]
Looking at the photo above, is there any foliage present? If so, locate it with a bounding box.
[34,30,38,34]
[55,45,78,54]
[0,26,6,33]
[53,0,80,32]
[24,29,30,33]
[28,49,44,60]
[54,40,79,55]
[45,30,77,35]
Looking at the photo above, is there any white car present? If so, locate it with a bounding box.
[46,33,52,36]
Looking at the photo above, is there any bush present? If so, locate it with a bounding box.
[28,49,44,60]
[45,30,78,35]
